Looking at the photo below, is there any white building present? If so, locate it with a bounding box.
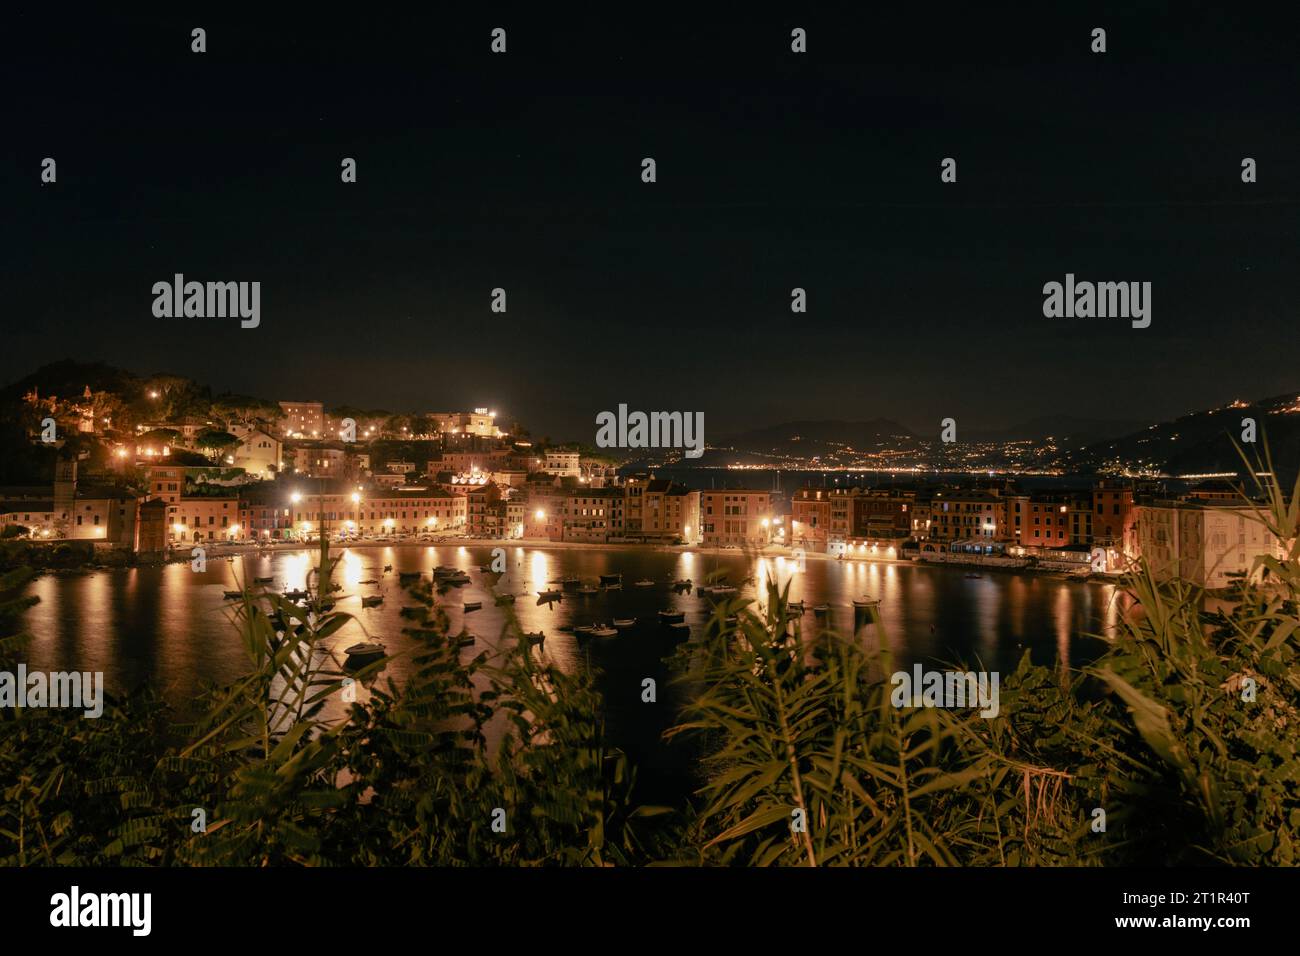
[542,451,581,477]
[1135,501,1287,589]
[229,425,282,479]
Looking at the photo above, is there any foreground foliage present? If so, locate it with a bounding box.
[2,468,1297,865]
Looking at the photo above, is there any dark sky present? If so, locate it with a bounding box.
[4,7,1298,441]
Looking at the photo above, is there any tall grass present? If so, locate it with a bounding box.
[1,465,1296,865]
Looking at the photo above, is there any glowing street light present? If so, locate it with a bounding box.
[534,509,546,521]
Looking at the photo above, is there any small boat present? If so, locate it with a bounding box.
[400,605,428,619]
[788,600,806,613]
[613,618,636,628]
[455,634,476,648]
[359,578,379,585]
[813,604,830,615]
[574,624,596,635]
[591,625,618,638]
[668,622,690,633]
[634,579,655,587]
[577,586,598,595]
[253,576,273,584]
[399,571,422,582]
[318,599,336,612]
[604,582,622,590]
[525,631,546,645]
[446,572,472,586]
[343,641,385,664]
[599,573,622,586]
[495,593,517,605]
[557,623,576,633]
[852,597,881,609]
[709,586,738,596]
[964,573,983,579]
[538,589,562,601]
[463,600,482,611]
[561,576,581,590]
[658,609,686,624]
[361,595,383,608]
[725,614,739,625]
[478,563,498,573]
[672,579,692,592]
[223,589,243,599]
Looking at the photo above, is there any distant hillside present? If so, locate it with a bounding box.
[967,415,1147,445]
[719,419,916,458]
[1068,392,1300,481]
[0,360,144,403]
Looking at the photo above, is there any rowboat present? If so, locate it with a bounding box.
[634,579,655,587]
[591,625,618,638]
[463,600,482,611]
[525,631,546,645]
[361,595,383,608]
[455,634,476,647]
[344,641,385,665]
[495,593,517,605]
[658,609,685,624]
[222,589,242,599]
[613,618,636,628]
[253,576,273,584]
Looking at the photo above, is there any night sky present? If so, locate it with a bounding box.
[5,8,1298,441]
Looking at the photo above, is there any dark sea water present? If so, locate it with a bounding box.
[21,544,1126,801]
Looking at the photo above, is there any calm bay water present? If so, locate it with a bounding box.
[22,545,1125,799]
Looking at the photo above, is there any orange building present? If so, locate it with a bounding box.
[700,490,776,548]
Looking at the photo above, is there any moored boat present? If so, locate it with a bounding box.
[495,593,517,605]
[343,641,385,665]
[658,609,685,624]
[613,617,636,628]
[361,595,383,608]
[463,600,482,611]
[591,625,618,638]
[253,576,273,584]
[525,631,546,645]
[634,579,655,587]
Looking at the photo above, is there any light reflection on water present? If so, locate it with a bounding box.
[24,546,1131,696]
[23,546,1131,795]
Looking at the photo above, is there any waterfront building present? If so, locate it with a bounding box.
[700,490,776,548]
[1134,500,1288,589]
